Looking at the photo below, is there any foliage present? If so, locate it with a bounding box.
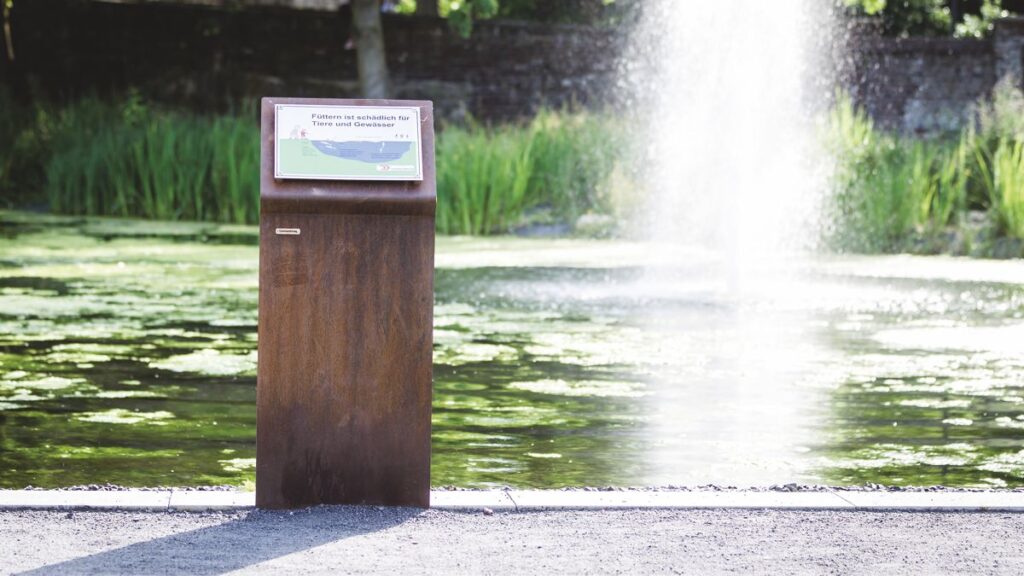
[982,138,1024,238]
[400,0,629,34]
[43,96,259,224]
[495,0,629,25]
[5,94,623,234]
[442,0,499,36]
[966,80,1024,239]
[435,120,534,234]
[394,0,501,36]
[826,93,970,252]
[844,0,951,35]
[827,86,1024,253]
[843,0,1008,37]
[0,90,52,208]
[394,0,417,13]
[0,89,28,202]
[956,0,1009,38]
[435,110,624,235]
[975,78,1024,141]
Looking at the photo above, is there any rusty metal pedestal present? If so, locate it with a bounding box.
[256,97,435,509]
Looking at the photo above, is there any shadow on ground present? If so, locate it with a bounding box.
[16,506,423,575]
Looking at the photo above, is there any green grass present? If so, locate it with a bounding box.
[43,97,259,224]
[436,121,535,235]
[0,89,48,206]
[14,90,1021,247]
[1,93,625,234]
[827,89,1024,253]
[436,110,624,234]
[985,138,1024,239]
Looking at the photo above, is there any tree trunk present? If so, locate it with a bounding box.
[2,0,14,63]
[351,0,390,99]
[415,0,439,17]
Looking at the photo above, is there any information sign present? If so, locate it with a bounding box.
[275,104,423,181]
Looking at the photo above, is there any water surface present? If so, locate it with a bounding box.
[2,211,1024,488]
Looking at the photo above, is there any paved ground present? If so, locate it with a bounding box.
[9,487,1024,512]
[3,507,1024,575]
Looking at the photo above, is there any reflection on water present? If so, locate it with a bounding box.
[1,211,1024,488]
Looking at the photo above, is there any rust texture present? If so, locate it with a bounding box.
[257,97,435,509]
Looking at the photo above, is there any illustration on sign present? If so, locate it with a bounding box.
[275,104,423,181]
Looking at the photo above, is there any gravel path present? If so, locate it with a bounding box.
[3,507,1024,575]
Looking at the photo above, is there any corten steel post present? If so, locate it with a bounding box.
[257,97,435,509]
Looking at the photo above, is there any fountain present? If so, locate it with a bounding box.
[622,0,830,270]
[614,0,838,483]
[2,3,1024,490]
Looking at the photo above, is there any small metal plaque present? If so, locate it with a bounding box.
[275,228,301,235]
[274,104,423,182]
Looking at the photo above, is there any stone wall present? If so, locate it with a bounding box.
[842,18,1024,133]
[4,0,620,120]
[5,1,1024,130]
[844,37,995,133]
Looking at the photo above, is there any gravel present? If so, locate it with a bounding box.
[2,507,1024,575]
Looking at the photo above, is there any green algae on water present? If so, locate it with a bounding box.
[4,210,1024,490]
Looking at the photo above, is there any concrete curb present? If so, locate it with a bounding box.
[3,490,1024,512]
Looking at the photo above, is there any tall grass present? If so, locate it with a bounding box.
[0,88,48,206]
[435,122,535,235]
[827,93,1006,252]
[6,94,624,233]
[972,80,1024,241]
[435,110,623,234]
[44,98,259,224]
[0,90,19,193]
[527,110,624,219]
[10,90,1024,244]
[830,82,1024,252]
[985,138,1024,239]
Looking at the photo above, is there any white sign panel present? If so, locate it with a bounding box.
[275,104,423,181]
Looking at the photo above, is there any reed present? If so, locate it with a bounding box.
[30,96,620,233]
[43,99,260,224]
[435,110,622,235]
[985,138,1024,239]
[11,90,1024,245]
[828,93,973,252]
[0,88,49,206]
[435,122,536,234]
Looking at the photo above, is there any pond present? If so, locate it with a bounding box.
[2,211,1024,489]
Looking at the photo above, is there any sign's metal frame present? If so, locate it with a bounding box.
[273,103,424,182]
